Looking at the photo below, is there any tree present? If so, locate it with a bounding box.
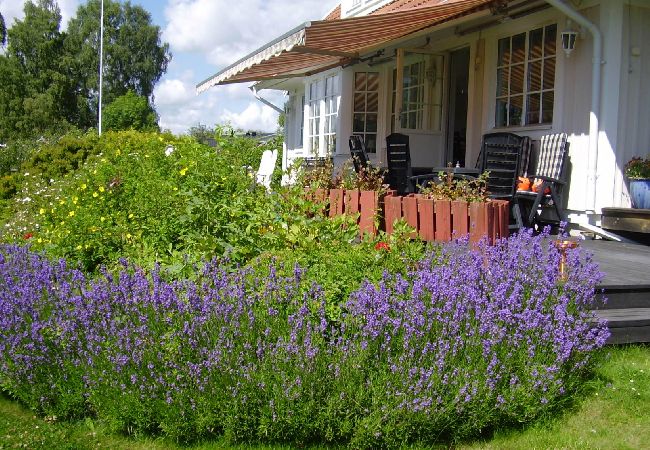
[1,11,7,47]
[66,0,171,110]
[103,90,158,132]
[0,1,77,139]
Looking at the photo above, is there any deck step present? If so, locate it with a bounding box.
[593,308,650,344]
[595,286,650,309]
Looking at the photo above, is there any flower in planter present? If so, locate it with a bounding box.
[374,241,390,251]
[625,156,650,180]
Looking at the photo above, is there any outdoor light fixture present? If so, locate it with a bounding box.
[561,24,579,57]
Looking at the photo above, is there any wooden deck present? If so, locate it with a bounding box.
[580,240,650,344]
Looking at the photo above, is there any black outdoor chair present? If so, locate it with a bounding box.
[348,135,370,173]
[479,132,527,200]
[385,133,414,195]
[513,133,569,230]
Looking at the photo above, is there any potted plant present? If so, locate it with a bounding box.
[625,156,650,209]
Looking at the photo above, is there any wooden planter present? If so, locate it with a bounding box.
[305,189,509,244]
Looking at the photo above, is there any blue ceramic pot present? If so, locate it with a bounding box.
[630,179,650,209]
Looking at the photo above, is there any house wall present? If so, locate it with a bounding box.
[341,0,395,18]
[616,1,650,207]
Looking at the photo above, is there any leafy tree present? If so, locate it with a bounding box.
[103,90,158,132]
[1,11,7,47]
[0,1,77,140]
[66,0,171,109]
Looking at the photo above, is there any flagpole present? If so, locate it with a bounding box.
[98,0,104,135]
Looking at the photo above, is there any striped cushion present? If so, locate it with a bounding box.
[536,133,568,179]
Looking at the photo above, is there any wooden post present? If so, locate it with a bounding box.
[418,197,435,241]
[384,195,402,235]
[329,189,344,217]
[360,190,379,236]
[403,195,419,238]
[345,189,360,216]
[435,200,452,241]
[394,48,405,131]
[451,200,469,239]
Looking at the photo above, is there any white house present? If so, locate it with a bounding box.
[197,0,650,229]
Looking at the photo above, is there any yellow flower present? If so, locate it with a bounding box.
[126,233,132,239]
[39,208,45,215]
[93,170,97,175]
[173,187,178,191]
[72,196,78,204]
[59,200,65,205]
[68,211,75,217]
[116,149,121,156]
[76,245,82,250]
[128,213,134,219]
[99,186,105,193]
[179,167,188,176]
[100,216,105,222]
[37,238,43,243]
[81,183,87,190]
[92,192,99,198]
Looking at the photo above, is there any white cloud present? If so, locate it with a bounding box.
[220,102,280,132]
[154,77,283,134]
[163,0,335,67]
[0,0,80,30]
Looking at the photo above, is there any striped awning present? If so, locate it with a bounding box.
[196,0,495,93]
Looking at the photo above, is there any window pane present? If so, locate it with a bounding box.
[495,99,508,127]
[367,73,379,91]
[526,93,541,124]
[529,27,544,60]
[367,92,378,112]
[541,91,554,123]
[353,113,365,133]
[355,72,367,91]
[528,60,542,92]
[366,113,377,132]
[496,68,508,96]
[366,134,377,153]
[354,93,365,112]
[543,57,556,90]
[498,37,511,66]
[544,24,557,56]
[408,112,417,129]
[511,33,526,63]
[511,63,524,94]
[510,95,523,126]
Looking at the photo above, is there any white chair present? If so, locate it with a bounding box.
[255,149,277,191]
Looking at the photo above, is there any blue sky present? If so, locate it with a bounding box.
[0,0,337,134]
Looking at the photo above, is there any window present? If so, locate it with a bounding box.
[392,61,425,130]
[352,72,379,153]
[324,76,339,153]
[308,80,322,154]
[306,74,340,155]
[299,95,305,147]
[389,55,443,132]
[495,24,557,127]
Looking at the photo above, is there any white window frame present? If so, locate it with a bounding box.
[305,73,340,156]
[390,52,444,133]
[352,71,380,153]
[494,23,557,128]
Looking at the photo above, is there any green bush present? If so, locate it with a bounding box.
[103,91,159,132]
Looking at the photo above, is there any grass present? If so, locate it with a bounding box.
[1,345,648,449]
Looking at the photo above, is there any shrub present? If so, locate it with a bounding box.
[0,229,608,446]
[103,91,159,132]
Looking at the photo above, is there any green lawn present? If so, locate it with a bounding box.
[1,345,648,450]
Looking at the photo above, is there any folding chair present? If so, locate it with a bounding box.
[513,133,569,230]
[348,135,369,173]
[385,133,414,195]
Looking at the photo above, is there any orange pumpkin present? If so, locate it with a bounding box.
[517,177,531,191]
[532,179,551,194]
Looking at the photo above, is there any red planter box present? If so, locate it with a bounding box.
[305,189,508,244]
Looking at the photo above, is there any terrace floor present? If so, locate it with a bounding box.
[582,239,650,344]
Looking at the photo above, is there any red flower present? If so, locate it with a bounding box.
[374,241,390,252]
[23,232,34,240]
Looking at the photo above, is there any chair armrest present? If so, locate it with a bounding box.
[529,174,565,185]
